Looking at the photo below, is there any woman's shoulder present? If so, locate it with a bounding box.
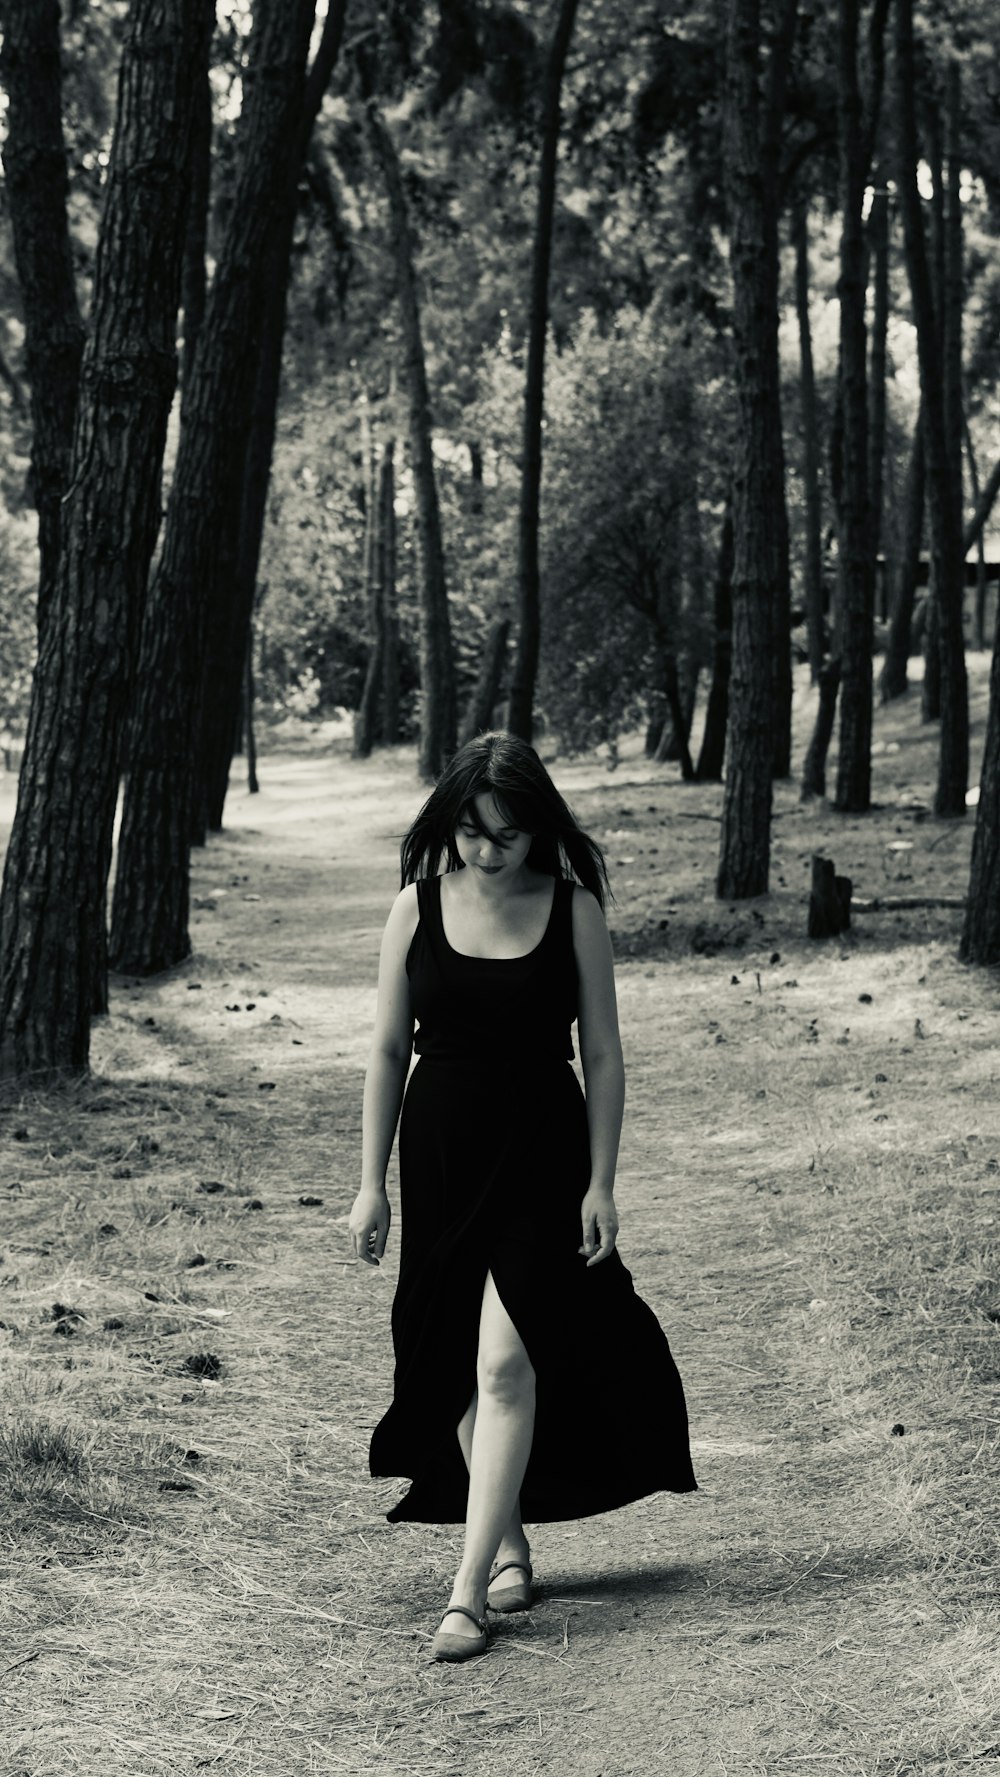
[568,877,610,950]
[383,880,421,948]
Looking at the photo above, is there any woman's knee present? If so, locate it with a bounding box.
[477,1342,534,1405]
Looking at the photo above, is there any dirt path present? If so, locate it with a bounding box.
[3,698,1000,1776]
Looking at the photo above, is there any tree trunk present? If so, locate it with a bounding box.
[800,657,842,799]
[459,614,511,746]
[880,412,924,700]
[110,0,319,976]
[941,55,966,786]
[180,58,212,401]
[922,571,941,720]
[833,0,874,813]
[657,451,705,761]
[651,636,696,780]
[196,0,349,831]
[0,0,213,1079]
[354,433,388,760]
[505,0,581,744]
[867,179,890,618]
[896,11,967,817]
[380,441,400,744]
[366,100,456,779]
[964,456,1000,555]
[245,625,259,795]
[0,0,85,639]
[960,600,1000,963]
[717,0,797,897]
[792,194,824,684]
[964,416,988,652]
[696,503,734,782]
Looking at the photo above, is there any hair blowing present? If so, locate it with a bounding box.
[399,732,612,910]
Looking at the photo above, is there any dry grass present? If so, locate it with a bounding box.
[1,660,999,1776]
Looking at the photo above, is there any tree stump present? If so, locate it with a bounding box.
[808,854,853,937]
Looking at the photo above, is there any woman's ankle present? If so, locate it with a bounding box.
[494,1531,531,1569]
[450,1565,489,1609]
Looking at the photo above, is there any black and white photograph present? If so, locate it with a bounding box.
[1,0,999,1770]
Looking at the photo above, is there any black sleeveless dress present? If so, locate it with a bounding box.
[368,870,697,1523]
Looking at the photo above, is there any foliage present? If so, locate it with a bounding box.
[3,0,1000,754]
[536,306,731,751]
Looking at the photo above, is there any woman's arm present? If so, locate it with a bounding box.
[572,885,625,1266]
[350,884,419,1266]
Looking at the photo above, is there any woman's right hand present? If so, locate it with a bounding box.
[349,1186,391,1267]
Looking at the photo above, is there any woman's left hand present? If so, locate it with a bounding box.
[579,1188,619,1266]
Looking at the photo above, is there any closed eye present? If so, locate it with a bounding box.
[459,824,520,841]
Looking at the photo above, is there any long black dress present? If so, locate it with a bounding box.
[368,870,697,1523]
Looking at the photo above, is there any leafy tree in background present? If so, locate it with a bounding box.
[538,308,727,761]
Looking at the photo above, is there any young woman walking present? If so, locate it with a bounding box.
[349,731,696,1661]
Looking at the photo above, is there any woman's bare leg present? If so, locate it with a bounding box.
[443,1272,535,1637]
[457,1389,530,1572]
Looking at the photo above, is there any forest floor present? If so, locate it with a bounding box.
[2,661,1000,1777]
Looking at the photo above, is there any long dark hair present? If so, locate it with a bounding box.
[399,731,611,909]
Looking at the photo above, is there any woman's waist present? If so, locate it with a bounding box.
[411,1046,576,1072]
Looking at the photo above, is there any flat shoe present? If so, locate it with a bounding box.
[487,1559,533,1614]
[431,1604,489,1662]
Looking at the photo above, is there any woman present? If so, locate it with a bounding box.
[349,731,696,1662]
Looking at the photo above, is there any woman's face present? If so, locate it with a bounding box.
[454,792,532,879]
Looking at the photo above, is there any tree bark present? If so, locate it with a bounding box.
[833,0,874,813]
[920,109,945,725]
[0,0,213,1079]
[110,0,319,976]
[459,614,511,746]
[964,456,1000,554]
[922,571,941,720]
[808,853,852,936]
[355,435,395,759]
[245,625,259,795]
[696,503,734,782]
[800,657,842,800]
[792,195,824,684]
[195,0,349,831]
[964,415,988,652]
[366,99,456,779]
[180,57,212,401]
[380,441,400,744]
[896,11,967,817]
[506,0,581,744]
[651,632,695,780]
[0,0,85,639]
[868,179,890,618]
[717,0,797,897]
[880,413,925,701]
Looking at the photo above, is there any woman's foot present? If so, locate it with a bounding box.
[431,1591,489,1661]
[487,1534,533,1612]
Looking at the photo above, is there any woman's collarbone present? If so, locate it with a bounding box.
[445,873,553,958]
